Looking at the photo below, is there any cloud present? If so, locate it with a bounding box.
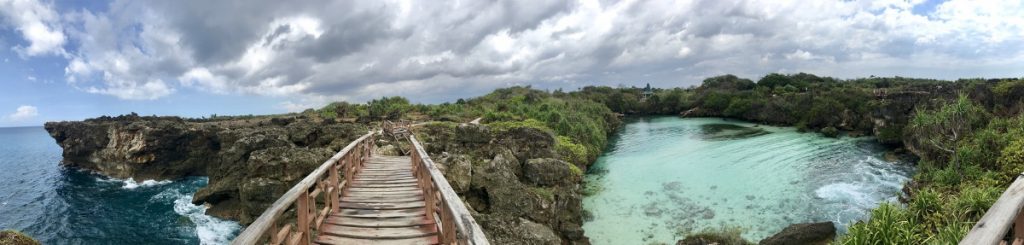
[15,0,1024,103]
[0,0,66,56]
[6,105,39,121]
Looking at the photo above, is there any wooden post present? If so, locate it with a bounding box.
[297,191,310,245]
[441,201,456,244]
[329,162,340,212]
[1014,207,1024,245]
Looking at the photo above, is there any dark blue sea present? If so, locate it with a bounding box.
[0,126,239,244]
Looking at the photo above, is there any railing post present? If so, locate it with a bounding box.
[297,190,310,245]
[330,162,340,212]
[1015,207,1024,244]
[441,201,456,244]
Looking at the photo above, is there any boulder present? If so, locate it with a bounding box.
[436,153,473,193]
[759,222,836,245]
[524,158,577,187]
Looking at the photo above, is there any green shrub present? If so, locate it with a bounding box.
[839,203,922,245]
[556,136,588,167]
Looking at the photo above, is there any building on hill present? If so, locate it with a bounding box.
[641,83,653,102]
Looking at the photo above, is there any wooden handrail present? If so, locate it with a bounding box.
[960,173,1024,245]
[409,134,489,244]
[231,131,376,245]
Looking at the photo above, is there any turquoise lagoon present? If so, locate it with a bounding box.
[582,117,914,244]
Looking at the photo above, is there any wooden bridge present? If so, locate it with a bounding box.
[230,125,489,245]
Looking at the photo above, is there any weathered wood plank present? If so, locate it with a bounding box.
[342,196,424,203]
[345,190,423,197]
[349,183,419,188]
[324,215,434,228]
[961,173,1024,245]
[340,201,425,210]
[348,187,421,192]
[319,224,438,239]
[314,234,439,245]
[335,208,426,218]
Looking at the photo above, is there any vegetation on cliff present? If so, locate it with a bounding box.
[0,230,40,245]
[839,97,1024,244]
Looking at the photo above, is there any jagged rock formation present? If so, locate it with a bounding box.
[44,114,367,224]
[416,123,586,244]
[43,115,586,244]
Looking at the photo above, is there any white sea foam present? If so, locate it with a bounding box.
[122,178,173,189]
[815,182,872,207]
[95,176,173,189]
[170,189,241,245]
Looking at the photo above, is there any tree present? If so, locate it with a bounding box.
[367,96,411,120]
[909,94,990,176]
[757,73,794,88]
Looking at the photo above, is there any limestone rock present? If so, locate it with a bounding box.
[524,158,577,187]
[759,222,836,245]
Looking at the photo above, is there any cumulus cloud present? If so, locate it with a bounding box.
[15,0,1024,102]
[0,0,66,56]
[6,105,39,121]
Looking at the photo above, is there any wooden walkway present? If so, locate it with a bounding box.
[316,156,438,244]
[230,128,489,245]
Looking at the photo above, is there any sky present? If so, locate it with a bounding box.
[0,0,1023,127]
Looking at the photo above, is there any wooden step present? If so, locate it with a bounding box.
[324,215,434,228]
[335,208,426,218]
[351,179,418,184]
[356,172,414,177]
[315,234,439,245]
[354,177,418,182]
[319,224,437,239]
[346,190,422,196]
[349,183,419,188]
[348,187,421,192]
[360,169,411,173]
[340,201,425,210]
[343,196,424,203]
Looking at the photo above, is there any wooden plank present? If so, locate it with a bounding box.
[335,208,426,218]
[319,224,438,239]
[314,234,438,245]
[348,187,421,192]
[348,183,419,188]
[325,215,435,228]
[343,196,424,203]
[340,201,425,210]
[351,180,418,185]
[354,176,417,180]
[231,132,375,245]
[272,224,292,245]
[360,168,411,172]
[345,190,423,197]
[961,173,1024,245]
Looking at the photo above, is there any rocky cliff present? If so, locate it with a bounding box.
[415,123,587,244]
[44,114,367,224]
[44,114,587,244]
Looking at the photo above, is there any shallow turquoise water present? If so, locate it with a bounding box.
[0,126,240,244]
[582,117,914,244]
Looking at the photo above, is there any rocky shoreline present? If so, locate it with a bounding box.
[44,114,589,244]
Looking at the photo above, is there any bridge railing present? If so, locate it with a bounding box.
[960,173,1024,245]
[409,134,490,244]
[231,131,376,245]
